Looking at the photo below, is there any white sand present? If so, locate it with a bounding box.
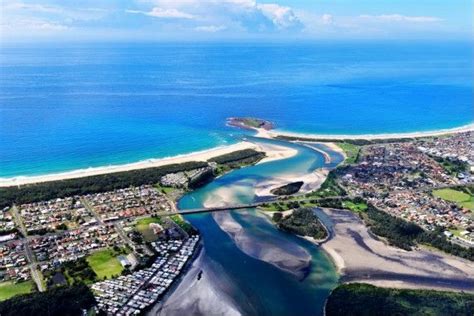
[0,142,257,187]
[316,208,474,292]
[254,169,329,197]
[0,139,299,187]
[256,142,298,164]
[262,122,474,141]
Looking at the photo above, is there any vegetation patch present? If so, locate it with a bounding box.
[0,280,34,301]
[306,170,346,198]
[342,200,368,212]
[0,284,96,316]
[433,188,474,210]
[209,149,265,176]
[86,248,125,279]
[135,216,163,242]
[361,204,474,260]
[48,258,98,286]
[326,283,474,316]
[0,161,208,209]
[335,142,360,164]
[275,208,327,240]
[430,156,469,176]
[270,181,304,196]
[170,215,196,235]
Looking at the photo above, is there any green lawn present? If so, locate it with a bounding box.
[335,142,360,164]
[135,216,163,242]
[433,188,474,210]
[342,200,368,212]
[0,280,34,301]
[154,184,175,195]
[86,249,124,279]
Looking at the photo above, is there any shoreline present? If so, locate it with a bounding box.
[263,122,474,141]
[2,121,471,187]
[0,142,258,187]
[311,208,474,293]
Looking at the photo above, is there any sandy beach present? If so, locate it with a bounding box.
[0,137,301,188]
[265,122,474,141]
[5,120,470,187]
[314,208,474,292]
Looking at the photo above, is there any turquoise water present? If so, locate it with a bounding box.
[177,138,341,315]
[1,41,473,177]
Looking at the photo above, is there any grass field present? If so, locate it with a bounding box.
[342,200,368,212]
[135,216,163,242]
[86,249,124,279]
[335,142,360,164]
[0,280,34,301]
[433,188,474,210]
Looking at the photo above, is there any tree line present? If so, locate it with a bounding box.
[0,161,208,208]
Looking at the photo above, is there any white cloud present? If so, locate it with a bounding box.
[127,0,301,31]
[127,7,195,19]
[257,3,300,29]
[147,7,195,19]
[1,17,69,33]
[359,14,443,23]
[194,25,227,32]
[321,13,333,25]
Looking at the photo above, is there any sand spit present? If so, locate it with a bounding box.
[149,250,244,316]
[264,122,474,141]
[255,142,298,164]
[316,208,474,292]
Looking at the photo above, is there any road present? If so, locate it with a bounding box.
[11,205,45,292]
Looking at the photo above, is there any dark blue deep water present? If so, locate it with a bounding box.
[1,41,473,177]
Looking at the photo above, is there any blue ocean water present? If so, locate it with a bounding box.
[1,41,473,177]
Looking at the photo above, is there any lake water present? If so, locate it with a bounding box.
[1,41,472,177]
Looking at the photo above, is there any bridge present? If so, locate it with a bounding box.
[154,202,269,217]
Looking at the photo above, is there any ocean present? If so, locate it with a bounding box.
[1,41,472,177]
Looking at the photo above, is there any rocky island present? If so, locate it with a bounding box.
[227,117,274,131]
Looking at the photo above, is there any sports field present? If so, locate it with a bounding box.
[433,188,474,211]
[0,280,33,301]
[86,249,124,279]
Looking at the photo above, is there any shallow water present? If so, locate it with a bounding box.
[175,138,342,315]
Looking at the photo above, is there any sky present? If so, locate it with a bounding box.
[1,0,473,42]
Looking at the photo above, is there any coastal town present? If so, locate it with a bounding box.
[0,178,201,314]
[338,132,474,246]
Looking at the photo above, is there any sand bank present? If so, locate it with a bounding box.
[254,169,329,197]
[259,122,474,141]
[315,208,474,292]
[203,192,312,279]
[255,142,298,164]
